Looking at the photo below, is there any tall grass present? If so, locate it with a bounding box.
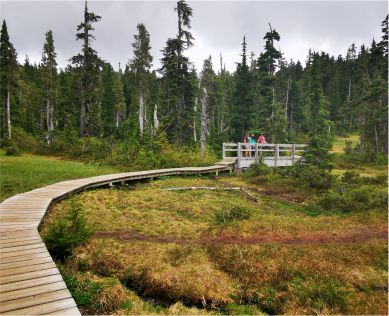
[0,150,120,201]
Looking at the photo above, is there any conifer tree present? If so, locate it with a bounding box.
[199,56,215,159]
[257,23,283,141]
[303,53,333,170]
[129,23,153,136]
[70,0,103,137]
[159,0,195,145]
[0,20,17,140]
[112,71,126,129]
[231,36,253,140]
[41,30,58,141]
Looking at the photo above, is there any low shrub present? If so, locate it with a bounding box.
[295,164,335,190]
[43,199,94,260]
[341,171,361,184]
[224,303,264,315]
[361,175,387,186]
[311,187,387,213]
[289,276,351,313]
[214,206,252,225]
[245,159,272,177]
[5,145,21,156]
[61,269,126,315]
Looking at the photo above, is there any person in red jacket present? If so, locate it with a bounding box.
[257,132,268,144]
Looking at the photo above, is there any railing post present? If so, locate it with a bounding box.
[255,143,258,160]
[274,144,279,168]
[292,144,295,165]
[222,143,226,160]
[237,142,241,161]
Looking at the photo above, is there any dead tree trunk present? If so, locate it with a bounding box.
[6,88,11,140]
[80,89,86,136]
[193,96,198,142]
[153,103,159,136]
[200,87,208,160]
[138,91,145,136]
[284,79,290,133]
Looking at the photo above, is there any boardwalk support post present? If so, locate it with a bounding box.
[274,144,279,168]
[237,142,241,169]
[292,144,296,165]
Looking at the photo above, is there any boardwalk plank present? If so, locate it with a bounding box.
[2,297,76,315]
[0,261,55,277]
[0,242,44,254]
[0,245,47,259]
[0,274,63,293]
[0,248,49,264]
[0,282,66,303]
[0,268,60,285]
[0,289,71,313]
[45,307,81,315]
[0,255,53,271]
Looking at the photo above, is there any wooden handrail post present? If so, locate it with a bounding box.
[222,143,226,159]
[237,142,241,160]
[255,143,258,160]
[274,144,279,167]
[292,144,295,164]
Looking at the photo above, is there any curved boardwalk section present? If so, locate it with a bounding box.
[0,162,234,315]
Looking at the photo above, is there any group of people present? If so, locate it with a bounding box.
[241,132,268,157]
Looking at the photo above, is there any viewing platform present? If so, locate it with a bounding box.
[222,143,307,169]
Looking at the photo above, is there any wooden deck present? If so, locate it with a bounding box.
[223,143,307,168]
[0,162,234,315]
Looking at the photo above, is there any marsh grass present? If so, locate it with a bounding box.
[37,145,387,315]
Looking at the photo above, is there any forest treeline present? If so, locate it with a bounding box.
[0,1,387,167]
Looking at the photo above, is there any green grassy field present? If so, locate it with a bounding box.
[0,151,120,202]
[331,134,359,154]
[41,169,388,315]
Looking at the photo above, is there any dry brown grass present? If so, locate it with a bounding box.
[43,173,387,315]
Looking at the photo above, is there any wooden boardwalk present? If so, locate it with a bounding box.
[0,162,234,315]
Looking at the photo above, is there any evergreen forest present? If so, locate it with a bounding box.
[0,1,387,168]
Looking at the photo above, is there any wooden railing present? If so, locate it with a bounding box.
[222,143,307,168]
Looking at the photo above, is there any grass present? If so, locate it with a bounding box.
[41,167,388,315]
[1,135,387,314]
[331,134,359,154]
[0,150,120,202]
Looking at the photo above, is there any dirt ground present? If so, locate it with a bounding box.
[95,228,387,246]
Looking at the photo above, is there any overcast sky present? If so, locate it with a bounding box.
[0,1,387,73]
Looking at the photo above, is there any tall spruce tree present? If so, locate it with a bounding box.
[230,36,253,140]
[0,20,17,140]
[159,0,195,145]
[129,23,153,136]
[257,23,283,141]
[70,0,103,137]
[303,53,333,170]
[199,56,215,159]
[41,30,58,141]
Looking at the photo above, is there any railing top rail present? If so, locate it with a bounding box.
[223,142,307,146]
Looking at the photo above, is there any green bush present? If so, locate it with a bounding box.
[341,171,360,184]
[245,159,272,177]
[361,175,387,185]
[43,199,94,261]
[214,206,252,225]
[296,164,335,190]
[5,146,21,156]
[311,187,387,213]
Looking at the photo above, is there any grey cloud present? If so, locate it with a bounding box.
[0,1,386,73]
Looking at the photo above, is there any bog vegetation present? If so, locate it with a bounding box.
[39,150,387,315]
